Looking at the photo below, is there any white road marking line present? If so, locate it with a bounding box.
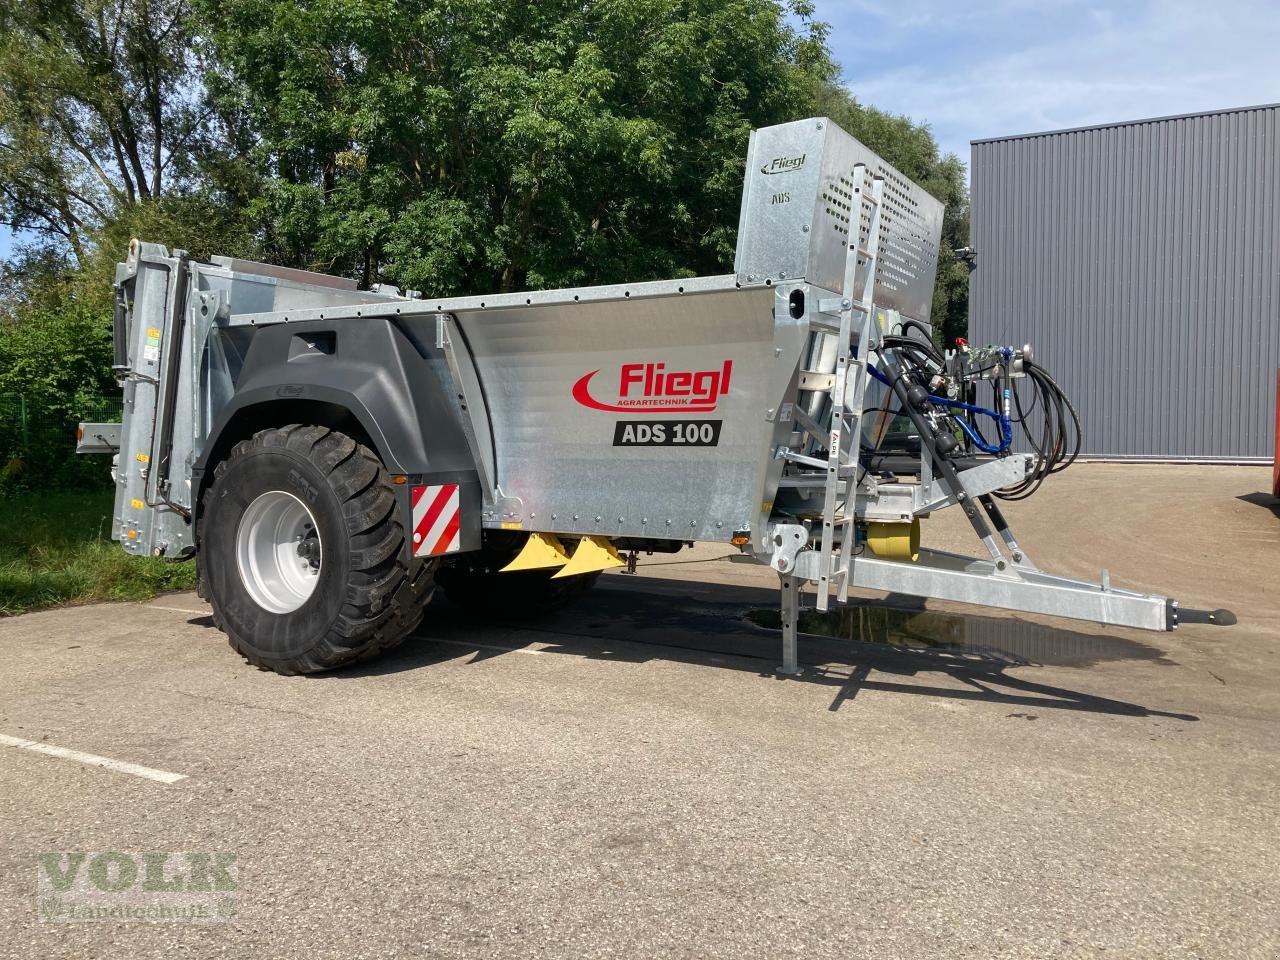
[0,733,187,784]
[145,605,211,615]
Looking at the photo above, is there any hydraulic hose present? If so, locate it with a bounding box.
[993,358,1082,500]
[868,360,1012,454]
[868,343,1082,500]
[872,347,996,542]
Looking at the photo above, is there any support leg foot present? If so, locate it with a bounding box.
[775,574,804,677]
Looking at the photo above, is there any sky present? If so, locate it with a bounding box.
[829,0,1280,165]
[4,0,1278,259]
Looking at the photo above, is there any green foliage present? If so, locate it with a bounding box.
[74,192,260,314]
[0,295,116,488]
[0,246,77,317]
[3,0,970,313]
[0,300,114,402]
[0,489,196,615]
[201,0,837,293]
[0,0,210,262]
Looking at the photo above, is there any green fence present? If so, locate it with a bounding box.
[0,392,123,491]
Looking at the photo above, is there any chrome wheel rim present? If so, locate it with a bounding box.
[235,490,322,614]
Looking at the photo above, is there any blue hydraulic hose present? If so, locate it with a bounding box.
[867,361,1013,454]
[938,400,1013,454]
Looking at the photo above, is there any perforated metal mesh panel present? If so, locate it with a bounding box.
[735,118,945,321]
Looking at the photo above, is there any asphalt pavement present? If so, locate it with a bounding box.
[2,464,1278,959]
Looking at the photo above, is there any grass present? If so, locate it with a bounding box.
[0,489,197,616]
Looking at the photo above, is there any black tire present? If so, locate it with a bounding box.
[196,425,435,674]
[436,531,600,613]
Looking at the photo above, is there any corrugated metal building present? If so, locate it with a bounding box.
[970,103,1279,461]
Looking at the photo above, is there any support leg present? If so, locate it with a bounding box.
[776,574,803,677]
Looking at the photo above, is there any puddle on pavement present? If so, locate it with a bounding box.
[743,604,1173,668]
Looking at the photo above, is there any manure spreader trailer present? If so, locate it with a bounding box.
[78,117,1179,675]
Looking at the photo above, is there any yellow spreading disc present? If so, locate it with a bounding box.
[551,536,625,578]
[498,532,570,572]
[865,519,921,562]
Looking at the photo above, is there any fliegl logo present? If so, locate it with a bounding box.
[761,153,806,175]
[572,361,733,413]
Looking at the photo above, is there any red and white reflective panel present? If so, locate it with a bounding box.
[411,483,461,557]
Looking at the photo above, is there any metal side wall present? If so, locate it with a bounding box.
[230,274,823,546]
[432,280,798,544]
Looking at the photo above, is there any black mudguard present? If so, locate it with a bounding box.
[193,316,483,555]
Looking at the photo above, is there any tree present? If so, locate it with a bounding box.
[1,0,970,335]
[201,0,967,339]
[0,0,211,264]
[0,294,117,487]
[200,0,837,293]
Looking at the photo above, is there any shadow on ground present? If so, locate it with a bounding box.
[294,575,1199,722]
[1237,491,1280,520]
